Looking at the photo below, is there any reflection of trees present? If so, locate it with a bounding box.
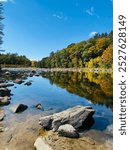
[42,72,113,109]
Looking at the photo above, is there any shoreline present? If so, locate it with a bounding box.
[2,67,113,73]
[0,111,112,150]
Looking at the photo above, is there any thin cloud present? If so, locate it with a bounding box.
[53,14,62,20]
[89,31,97,37]
[52,12,68,21]
[86,7,94,16]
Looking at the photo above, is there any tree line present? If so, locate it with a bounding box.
[37,31,113,69]
[0,53,31,67]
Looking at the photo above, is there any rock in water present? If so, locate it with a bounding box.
[24,81,32,86]
[10,104,28,113]
[34,137,53,150]
[39,105,95,131]
[58,124,79,138]
[0,83,7,88]
[14,79,23,84]
[35,73,40,77]
[0,83,14,88]
[35,103,43,110]
[0,96,11,106]
[0,88,11,97]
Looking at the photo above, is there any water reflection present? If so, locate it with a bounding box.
[41,72,113,109]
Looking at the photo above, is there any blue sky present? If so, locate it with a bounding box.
[1,0,113,60]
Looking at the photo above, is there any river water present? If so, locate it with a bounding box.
[2,71,113,131]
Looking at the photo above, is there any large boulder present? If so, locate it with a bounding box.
[58,124,79,138]
[39,105,95,131]
[34,137,52,150]
[10,104,28,113]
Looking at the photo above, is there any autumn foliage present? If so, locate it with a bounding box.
[38,31,113,69]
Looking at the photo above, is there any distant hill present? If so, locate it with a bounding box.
[37,31,113,69]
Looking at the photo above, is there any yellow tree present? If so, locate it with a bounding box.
[101,44,113,68]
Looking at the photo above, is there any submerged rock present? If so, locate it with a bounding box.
[39,105,95,131]
[34,137,53,150]
[24,81,32,86]
[58,124,79,138]
[10,104,28,113]
[35,103,43,110]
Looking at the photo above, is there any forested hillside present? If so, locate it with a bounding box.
[0,53,31,67]
[37,31,113,69]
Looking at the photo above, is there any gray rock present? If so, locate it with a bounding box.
[0,83,7,88]
[0,88,11,97]
[0,79,5,83]
[10,104,28,113]
[0,83,14,88]
[24,81,32,86]
[14,79,23,84]
[35,73,40,77]
[34,137,53,150]
[28,73,33,77]
[35,103,43,110]
[58,124,79,138]
[4,71,11,75]
[39,105,95,131]
[0,96,11,106]
[32,70,36,74]
[7,83,14,87]
[39,116,53,130]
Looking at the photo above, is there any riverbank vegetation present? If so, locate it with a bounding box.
[0,31,113,69]
[0,53,31,67]
[37,31,113,69]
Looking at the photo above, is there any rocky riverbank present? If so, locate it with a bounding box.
[0,106,112,150]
